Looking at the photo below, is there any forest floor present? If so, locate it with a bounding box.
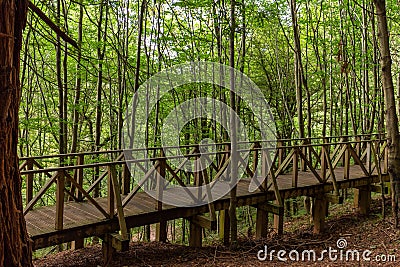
[34,195,400,267]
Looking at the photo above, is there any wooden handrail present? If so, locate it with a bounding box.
[20,137,387,233]
[21,140,388,184]
[19,134,386,161]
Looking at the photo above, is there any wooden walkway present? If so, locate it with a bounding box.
[21,136,390,250]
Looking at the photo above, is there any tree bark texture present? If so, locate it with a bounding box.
[0,0,33,265]
[373,0,400,227]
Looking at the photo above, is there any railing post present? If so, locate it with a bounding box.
[261,148,269,191]
[252,142,260,179]
[156,150,167,242]
[344,144,350,180]
[278,140,284,167]
[341,136,346,167]
[366,141,372,174]
[122,162,130,195]
[75,155,84,200]
[384,141,388,173]
[26,158,34,204]
[321,145,327,182]
[301,140,307,171]
[292,148,298,188]
[156,151,166,208]
[55,171,64,230]
[108,166,114,219]
[194,151,202,187]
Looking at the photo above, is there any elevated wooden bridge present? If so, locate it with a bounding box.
[20,135,390,254]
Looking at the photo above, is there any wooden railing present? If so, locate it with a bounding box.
[19,134,388,232]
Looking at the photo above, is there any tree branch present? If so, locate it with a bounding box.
[28,1,78,48]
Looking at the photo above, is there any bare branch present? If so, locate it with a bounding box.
[28,1,78,48]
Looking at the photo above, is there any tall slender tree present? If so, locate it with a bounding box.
[70,1,84,154]
[373,0,400,227]
[229,0,238,246]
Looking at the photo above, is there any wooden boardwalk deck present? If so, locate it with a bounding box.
[26,165,389,249]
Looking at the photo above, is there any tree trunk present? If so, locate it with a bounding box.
[94,0,108,198]
[0,0,33,265]
[56,0,66,165]
[70,2,83,154]
[369,2,379,134]
[95,0,106,154]
[290,0,304,140]
[228,0,238,247]
[373,0,400,227]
